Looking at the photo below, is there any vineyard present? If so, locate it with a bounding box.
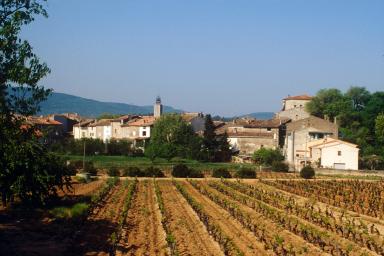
[1,177,384,255]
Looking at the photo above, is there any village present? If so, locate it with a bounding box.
[29,94,359,171]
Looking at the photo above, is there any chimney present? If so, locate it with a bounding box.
[334,116,338,125]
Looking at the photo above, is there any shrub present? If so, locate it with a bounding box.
[235,167,256,179]
[300,166,315,179]
[50,203,89,219]
[253,148,284,166]
[122,166,145,177]
[188,168,204,178]
[107,166,120,177]
[172,164,190,178]
[271,161,289,172]
[212,168,232,178]
[83,161,97,176]
[144,166,165,177]
[75,175,88,184]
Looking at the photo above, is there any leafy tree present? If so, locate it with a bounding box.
[375,113,384,143]
[203,114,217,161]
[306,88,348,120]
[0,0,70,206]
[346,86,370,111]
[253,148,284,166]
[149,114,201,160]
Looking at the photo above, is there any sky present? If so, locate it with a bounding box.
[23,0,384,116]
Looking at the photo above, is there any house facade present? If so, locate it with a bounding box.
[284,115,339,170]
[309,138,359,170]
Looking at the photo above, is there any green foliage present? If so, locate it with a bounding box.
[171,164,203,178]
[122,166,145,177]
[212,168,232,178]
[0,1,72,206]
[107,166,120,177]
[172,164,190,177]
[144,166,165,177]
[83,161,97,176]
[271,161,289,172]
[300,166,315,179]
[235,167,256,179]
[307,87,384,162]
[148,114,202,160]
[375,113,384,143]
[253,148,284,166]
[50,203,90,219]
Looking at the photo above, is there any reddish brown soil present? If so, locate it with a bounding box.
[198,181,327,255]
[159,180,224,256]
[73,182,129,256]
[58,179,104,197]
[180,181,273,256]
[116,180,168,256]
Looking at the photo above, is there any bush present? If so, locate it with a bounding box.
[253,148,284,166]
[122,166,145,177]
[144,166,165,177]
[107,166,120,177]
[50,203,89,219]
[171,164,204,178]
[271,161,289,172]
[300,166,315,179]
[235,167,256,179]
[188,168,204,178]
[172,164,190,177]
[75,176,88,184]
[212,168,232,178]
[83,161,97,176]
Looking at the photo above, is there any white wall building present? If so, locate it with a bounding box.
[309,138,359,170]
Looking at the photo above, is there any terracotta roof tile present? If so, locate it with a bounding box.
[283,94,313,100]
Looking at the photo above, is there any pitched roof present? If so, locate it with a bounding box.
[27,117,62,126]
[283,94,313,100]
[309,138,358,149]
[243,118,291,128]
[227,131,274,138]
[90,119,112,127]
[122,116,155,127]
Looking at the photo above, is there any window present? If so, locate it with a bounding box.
[337,151,342,156]
[267,128,272,132]
[294,105,297,108]
[142,131,147,136]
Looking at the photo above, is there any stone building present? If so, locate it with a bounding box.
[216,117,290,155]
[276,94,312,121]
[284,115,339,170]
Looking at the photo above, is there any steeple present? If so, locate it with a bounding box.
[154,96,163,118]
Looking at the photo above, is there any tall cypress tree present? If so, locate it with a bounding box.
[203,114,217,161]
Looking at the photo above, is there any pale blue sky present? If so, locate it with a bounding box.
[23,0,384,116]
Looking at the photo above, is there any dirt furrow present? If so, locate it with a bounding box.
[72,182,128,256]
[181,181,272,256]
[158,180,224,256]
[117,180,168,256]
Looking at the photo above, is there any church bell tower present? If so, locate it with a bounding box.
[154,96,163,118]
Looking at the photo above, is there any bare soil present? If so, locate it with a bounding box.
[181,181,273,256]
[159,180,224,256]
[73,182,129,256]
[116,180,168,256]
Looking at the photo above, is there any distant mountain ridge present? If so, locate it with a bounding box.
[7,88,274,119]
[35,92,183,117]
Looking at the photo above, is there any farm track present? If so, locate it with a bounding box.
[72,182,129,256]
[116,180,168,256]
[158,180,224,256]
[181,181,272,256]
[197,181,327,256]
